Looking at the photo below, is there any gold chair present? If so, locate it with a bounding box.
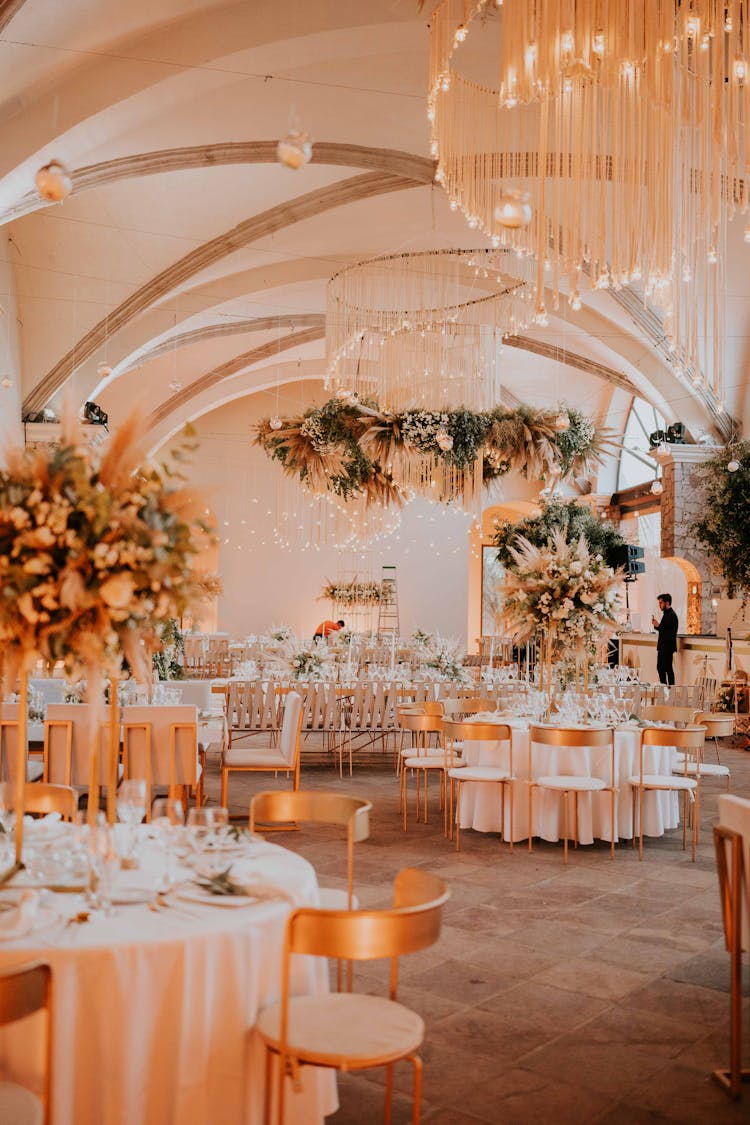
[712,794,750,1100]
[23,782,77,821]
[630,726,705,861]
[255,867,449,1125]
[220,691,304,810]
[444,719,514,852]
[528,726,617,864]
[395,704,443,773]
[122,705,204,817]
[0,961,53,1124]
[695,711,735,766]
[249,790,371,910]
[398,711,458,831]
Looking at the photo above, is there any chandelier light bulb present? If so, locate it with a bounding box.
[534,304,549,326]
[35,159,72,202]
[269,416,283,430]
[554,411,570,432]
[650,479,664,495]
[276,129,312,170]
[569,290,582,311]
[96,362,112,378]
[727,459,741,472]
[1,376,11,390]
[494,189,533,229]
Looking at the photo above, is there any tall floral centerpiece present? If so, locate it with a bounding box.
[502,532,621,700]
[0,411,213,851]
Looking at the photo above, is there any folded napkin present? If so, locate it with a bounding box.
[0,889,41,938]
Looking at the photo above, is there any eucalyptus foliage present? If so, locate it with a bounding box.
[693,442,750,596]
[493,499,626,570]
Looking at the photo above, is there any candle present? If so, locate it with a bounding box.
[489,638,494,672]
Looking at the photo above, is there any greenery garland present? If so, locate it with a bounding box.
[493,499,627,570]
[320,579,387,606]
[256,398,605,507]
[693,442,750,596]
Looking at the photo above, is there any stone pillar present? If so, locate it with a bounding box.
[654,445,721,635]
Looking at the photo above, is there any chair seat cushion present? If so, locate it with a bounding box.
[224,749,290,768]
[318,887,359,911]
[403,755,460,769]
[448,766,509,782]
[256,993,424,1067]
[672,762,730,778]
[0,1080,43,1124]
[629,774,697,791]
[537,775,605,792]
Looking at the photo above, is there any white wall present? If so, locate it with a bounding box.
[175,385,473,643]
[0,246,22,456]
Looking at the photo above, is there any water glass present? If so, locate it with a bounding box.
[85,823,118,913]
[117,780,147,866]
[151,798,184,890]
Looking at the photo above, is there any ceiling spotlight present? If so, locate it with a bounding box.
[276,129,312,170]
[650,479,664,495]
[35,159,72,202]
[97,362,112,378]
[83,400,108,428]
[727,459,740,472]
[494,189,533,229]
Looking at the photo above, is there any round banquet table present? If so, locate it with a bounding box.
[457,718,680,844]
[0,828,337,1125]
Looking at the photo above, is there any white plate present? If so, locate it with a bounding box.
[176,884,255,907]
[111,887,155,905]
[0,906,61,941]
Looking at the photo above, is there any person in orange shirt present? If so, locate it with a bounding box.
[313,618,345,640]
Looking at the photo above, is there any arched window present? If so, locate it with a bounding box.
[617,399,666,491]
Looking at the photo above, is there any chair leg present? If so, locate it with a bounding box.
[638,787,644,861]
[528,784,534,853]
[631,787,636,850]
[682,791,688,852]
[455,782,461,852]
[573,792,579,850]
[385,1062,394,1125]
[508,781,514,854]
[263,1046,273,1125]
[220,766,228,809]
[409,1054,423,1125]
[563,792,569,865]
[692,790,699,863]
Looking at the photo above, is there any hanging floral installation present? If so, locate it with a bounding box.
[320,578,388,606]
[256,397,604,510]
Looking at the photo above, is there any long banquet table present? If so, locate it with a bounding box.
[458,718,680,844]
[0,827,336,1124]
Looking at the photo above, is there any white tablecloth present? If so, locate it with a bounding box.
[458,721,679,843]
[0,831,336,1124]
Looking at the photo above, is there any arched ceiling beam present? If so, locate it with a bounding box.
[24,170,419,413]
[147,325,326,428]
[0,0,27,33]
[2,142,435,224]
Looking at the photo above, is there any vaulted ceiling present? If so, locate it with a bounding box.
[1,0,747,478]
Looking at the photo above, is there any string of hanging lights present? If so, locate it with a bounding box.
[427,0,750,413]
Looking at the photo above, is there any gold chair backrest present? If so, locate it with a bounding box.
[285,867,449,963]
[440,698,497,717]
[250,790,371,841]
[397,710,443,733]
[694,711,734,730]
[23,783,77,821]
[0,960,52,1125]
[442,719,511,743]
[641,705,699,726]
[641,725,706,749]
[529,725,614,748]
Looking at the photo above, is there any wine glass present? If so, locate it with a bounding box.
[117,780,147,867]
[210,806,230,851]
[151,798,184,890]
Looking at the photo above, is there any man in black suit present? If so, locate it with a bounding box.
[652,593,679,685]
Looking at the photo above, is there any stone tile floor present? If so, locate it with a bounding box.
[204,735,750,1123]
